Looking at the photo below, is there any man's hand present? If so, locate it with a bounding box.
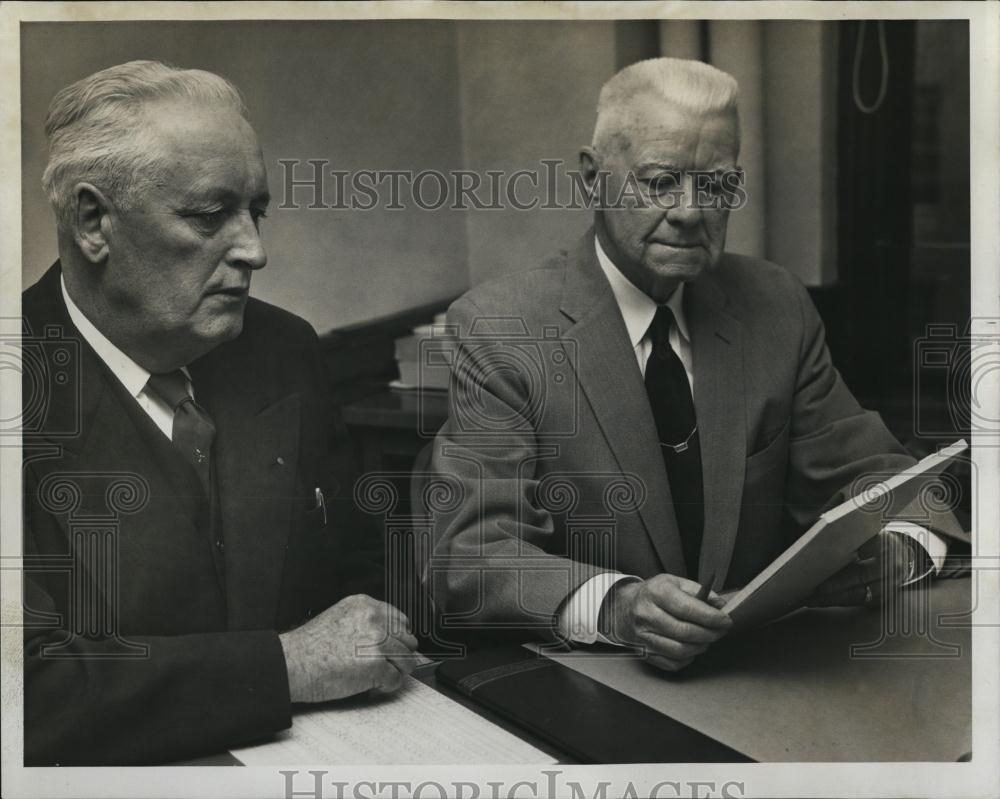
[807,530,923,608]
[598,574,733,672]
[278,594,420,703]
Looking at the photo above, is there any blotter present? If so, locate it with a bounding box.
[231,675,553,765]
[436,645,750,763]
[724,439,968,627]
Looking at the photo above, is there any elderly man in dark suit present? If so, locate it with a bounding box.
[426,57,966,670]
[22,60,418,765]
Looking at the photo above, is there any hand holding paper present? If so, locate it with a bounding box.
[599,573,733,672]
[806,529,924,607]
[724,440,967,628]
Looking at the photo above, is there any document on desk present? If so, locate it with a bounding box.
[230,675,555,765]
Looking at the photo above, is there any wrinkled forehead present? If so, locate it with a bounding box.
[136,99,267,193]
[138,98,263,164]
[609,102,740,171]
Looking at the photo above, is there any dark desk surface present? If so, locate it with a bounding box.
[186,577,974,766]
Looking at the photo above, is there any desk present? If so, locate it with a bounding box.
[186,660,565,767]
[203,577,973,765]
[529,576,973,761]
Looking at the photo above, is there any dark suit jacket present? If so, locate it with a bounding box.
[426,232,966,634]
[22,263,379,765]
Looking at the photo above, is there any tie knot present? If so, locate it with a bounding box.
[649,304,676,347]
[146,370,192,410]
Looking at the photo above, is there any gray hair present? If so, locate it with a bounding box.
[593,57,739,153]
[42,60,249,230]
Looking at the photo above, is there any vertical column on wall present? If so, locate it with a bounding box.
[658,20,702,61]
[454,22,619,286]
[614,20,660,69]
[762,21,839,285]
[710,21,766,259]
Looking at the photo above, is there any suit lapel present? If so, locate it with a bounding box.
[27,268,215,606]
[191,343,300,630]
[560,234,685,574]
[28,264,202,543]
[26,264,301,629]
[687,270,746,585]
[71,378,218,569]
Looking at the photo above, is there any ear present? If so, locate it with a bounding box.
[579,146,601,187]
[70,183,113,264]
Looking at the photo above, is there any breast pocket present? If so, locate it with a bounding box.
[276,476,342,628]
[300,489,327,533]
[745,419,791,482]
[733,419,792,582]
[298,475,341,536]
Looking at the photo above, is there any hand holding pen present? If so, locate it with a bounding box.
[598,571,733,673]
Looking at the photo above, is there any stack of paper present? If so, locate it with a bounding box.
[232,675,555,765]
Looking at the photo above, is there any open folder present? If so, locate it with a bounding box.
[723,439,968,628]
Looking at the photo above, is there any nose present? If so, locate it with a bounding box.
[227,210,267,271]
[664,173,703,229]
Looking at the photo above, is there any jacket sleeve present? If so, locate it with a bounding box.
[21,548,292,766]
[422,296,601,637]
[782,276,966,546]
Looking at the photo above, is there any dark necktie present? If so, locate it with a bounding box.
[145,370,215,494]
[644,305,704,576]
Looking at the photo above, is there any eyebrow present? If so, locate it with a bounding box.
[634,162,733,174]
[180,187,271,207]
[634,162,683,173]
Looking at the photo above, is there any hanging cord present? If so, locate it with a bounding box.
[852,20,890,114]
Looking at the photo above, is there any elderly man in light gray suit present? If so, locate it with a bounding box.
[425,57,966,671]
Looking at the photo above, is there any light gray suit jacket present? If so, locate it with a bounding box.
[424,231,966,636]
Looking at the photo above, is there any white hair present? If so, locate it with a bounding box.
[593,57,740,152]
[42,60,249,230]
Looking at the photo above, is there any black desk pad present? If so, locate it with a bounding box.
[436,645,753,764]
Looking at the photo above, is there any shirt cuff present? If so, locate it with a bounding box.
[557,572,638,645]
[883,522,948,584]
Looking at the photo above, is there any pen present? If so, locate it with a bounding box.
[695,571,717,603]
[314,486,327,525]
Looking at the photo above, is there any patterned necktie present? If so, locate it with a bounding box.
[644,305,704,576]
[145,370,215,494]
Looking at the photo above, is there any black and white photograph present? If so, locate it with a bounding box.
[1,2,998,798]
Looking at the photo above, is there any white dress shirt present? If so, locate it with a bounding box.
[61,275,190,441]
[556,238,945,643]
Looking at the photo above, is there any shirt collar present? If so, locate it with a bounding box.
[594,236,689,348]
[60,274,152,399]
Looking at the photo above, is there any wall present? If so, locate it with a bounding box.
[710,21,767,260]
[21,21,470,334]
[762,21,839,285]
[455,21,620,286]
[21,20,842,333]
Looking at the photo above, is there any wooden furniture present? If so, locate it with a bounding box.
[341,386,448,475]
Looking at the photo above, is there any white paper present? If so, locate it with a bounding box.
[725,439,968,627]
[231,676,556,765]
